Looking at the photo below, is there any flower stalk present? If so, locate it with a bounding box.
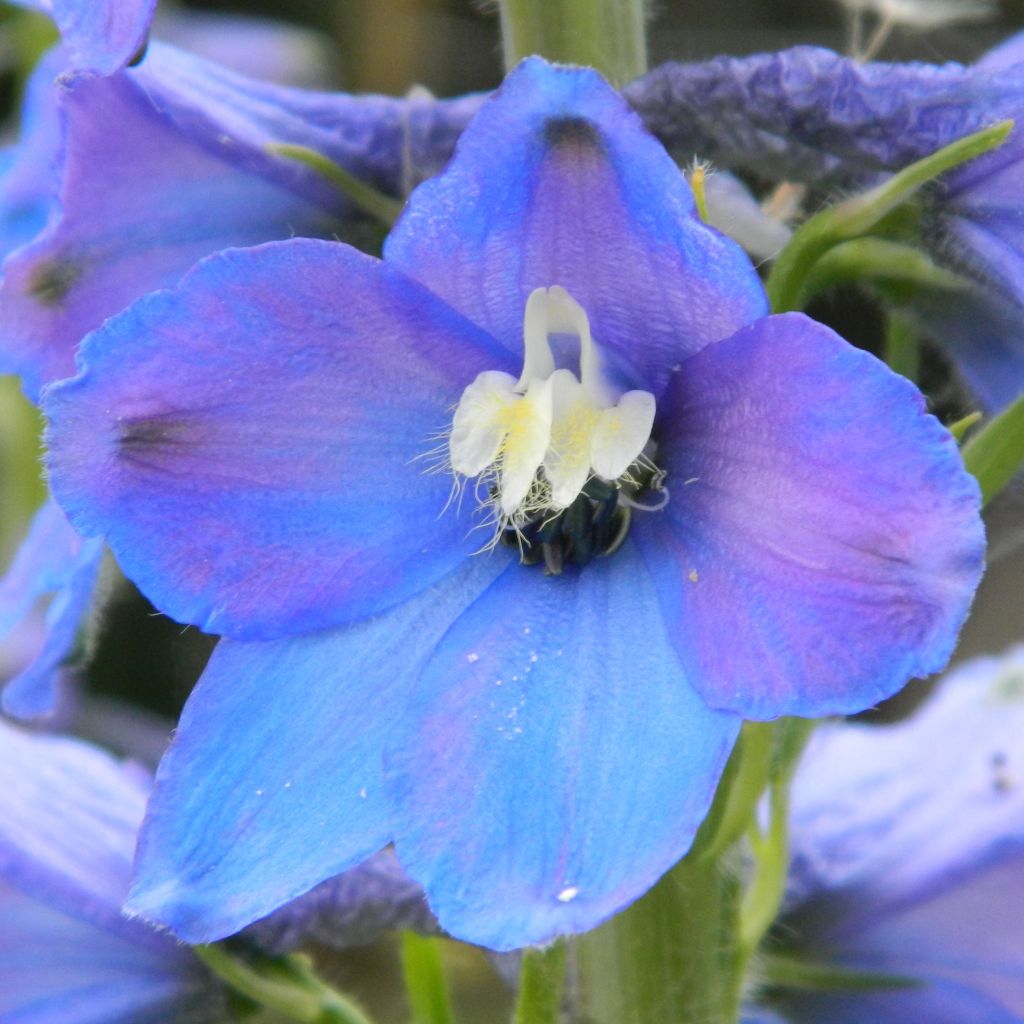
[498,0,647,84]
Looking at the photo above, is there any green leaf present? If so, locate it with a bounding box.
[962,391,1024,506]
[400,933,455,1024]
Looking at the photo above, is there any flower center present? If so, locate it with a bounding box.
[448,286,663,571]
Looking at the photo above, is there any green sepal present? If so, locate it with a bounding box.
[766,120,1012,313]
[962,391,1024,506]
[193,943,378,1024]
[267,143,404,227]
[758,952,922,994]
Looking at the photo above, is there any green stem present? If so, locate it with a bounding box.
[514,943,567,1024]
[574,856,741,1024]
[194,945,377,1024]
[498,0,647,84]
[400,933,455,1024]
[962,391,1024,506]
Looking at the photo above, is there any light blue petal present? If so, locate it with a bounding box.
[776,647,1024,1022]
[45,239,510,640]
[386,56,766,396]
[636,313,983,719]
[127,555,506,943]
[0,499,102,719]
[0,881,220,1024]
[788,646,1024,931]
[0,719,154,943]
[7,0,155,75]
[388,541,741,950]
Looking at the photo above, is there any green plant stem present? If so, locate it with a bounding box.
[574,856,742,1024]
[400,933,454,1024]
[498,0,647,84]
[514,943,567,1024]
[194,945,376,1024]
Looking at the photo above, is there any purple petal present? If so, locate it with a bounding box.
[9,0,156,75]
[0,498,102,719]
[246,849,436,954]
[45,239,509,640]
[626,49,1024,185]
[388,541,740,950]
[126,556,506,943]
[0,42,454,399]
[635,313,983,719]
[386,56,766,396]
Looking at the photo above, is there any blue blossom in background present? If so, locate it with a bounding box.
[0,498,102,718]
[41,56,984,951]
[0,717,223,1022]
[765,646,1024,1023]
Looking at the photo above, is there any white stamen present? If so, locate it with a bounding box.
[449,286,656,524]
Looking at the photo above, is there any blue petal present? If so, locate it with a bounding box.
[45,239,510,640]
[386,56,766,396]
[0,498,102,719]
[912,288,1024,412]
[635,313,984,719]
[0,42,461,399]
[8,0,155,75]
[126,555,506,942]
[387,541,741,950]
[0,48,65,264]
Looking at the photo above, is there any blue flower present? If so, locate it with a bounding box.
[0,717,224,1022]
[43,57,983,951]
[761,646,1024,1022]
[0,41,480,402]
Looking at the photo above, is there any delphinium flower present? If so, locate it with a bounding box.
[0,716,224,1022]
[757,645,1024,1022]
[43,55,983,951]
